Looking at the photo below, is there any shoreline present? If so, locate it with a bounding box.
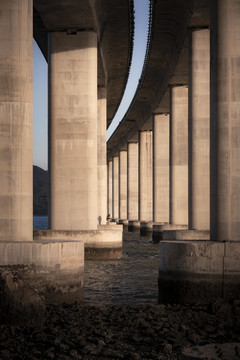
[1,301,239,359]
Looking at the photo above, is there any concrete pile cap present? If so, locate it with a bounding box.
[181,343,240,360]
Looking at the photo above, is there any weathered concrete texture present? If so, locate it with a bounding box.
[49,31,97,231]
[108,160,113,218]
[0,0,33,242]
[159,240,240,304]
[152,224,188,243]
[139,131,153,222]
[189,28,210,231]
[119,151,127,220]
[127,142,139,220]
[112,156,119,220]
[34,224,123,260]
[0,240,84,311]
[0,240,84,270]
[163,230,210,241]
[210,0,240,241]
[153,114,170,224]
[97,87,107,225]
[170,86,188,226]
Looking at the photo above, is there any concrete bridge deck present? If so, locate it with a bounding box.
[33,0,134,126]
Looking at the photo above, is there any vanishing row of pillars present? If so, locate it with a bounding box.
[0,0,107,242]
[1,1,240,243]
[108,7,240,242]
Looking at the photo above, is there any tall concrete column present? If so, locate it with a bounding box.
[108,160,113,218]
[210,0,240,241]
[0,0,33,241]
[139,131,153,222]
[119,150,127,220]
[188,28,210,231]
[127,142,139,220]
[153,114,170,223]
[49,31,97,230]
[97,87,107,225]
[170,86,188,226]
[112,156,119,220]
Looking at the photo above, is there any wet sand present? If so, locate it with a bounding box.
[0,300,240,359]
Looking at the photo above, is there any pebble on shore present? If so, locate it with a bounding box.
[0,300,240,359]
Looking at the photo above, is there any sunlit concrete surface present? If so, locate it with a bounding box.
[34,223,123,260]
[0,0,33,242]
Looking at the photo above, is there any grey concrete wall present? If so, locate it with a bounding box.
[48,32,98,230]
[139,131,153,222]
[153,114,170,223]
[107,161,112,218]
[0,0,33,241]
[127,142,139,220]
[170,86,188,226]
[188,29,210,231]
[210,0,240,241]
[112,156,119,219]
[97,87,107,225]
[119,151,127,220]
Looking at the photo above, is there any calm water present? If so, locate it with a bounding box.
[33,216,160,305]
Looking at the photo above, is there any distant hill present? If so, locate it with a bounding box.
[33,165,48,216]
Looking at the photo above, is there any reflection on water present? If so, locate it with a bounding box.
[33,217,160,305]
[84,231,160,305]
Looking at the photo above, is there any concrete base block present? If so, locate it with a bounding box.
[158,240,240,304]
[152,223,188,242]
[118,219,129,229]
[34,224,123,260]
[140,221,153,236]
[128,220,140,232]
[163,229,210,240]
[0,240,84,323]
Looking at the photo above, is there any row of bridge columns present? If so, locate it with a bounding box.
[0,0,122,305]
[0,0,110,243]
[108,20,240,243]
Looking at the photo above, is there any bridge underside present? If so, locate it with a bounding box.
[107,0,240,304]
[0,0,132,314]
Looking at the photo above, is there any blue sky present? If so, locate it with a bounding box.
[33,0,149,170]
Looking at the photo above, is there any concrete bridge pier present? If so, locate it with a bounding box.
[139,130,153,235]
[0,1,84,315]
[162,28,211,242]
[48,31,98,231]
[159,2,240,303]
[35,31,122,260]
[152,114,170,242]
[107,160,113,219]
[112,155,119,222]
[97,87,107,227]
[155,86,189,241]
[0,0,33,243]
[127,142,140,232]
[118,150,128,228]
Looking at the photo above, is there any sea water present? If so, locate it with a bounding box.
[33,216,160,305]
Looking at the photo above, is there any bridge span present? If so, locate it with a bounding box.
[0,0,132,306]
[107,0,240,303]
[0,0,240,307]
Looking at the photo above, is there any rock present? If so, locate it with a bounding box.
[0,268,45,326]
[163,343,173,354]
[181,343,240,360]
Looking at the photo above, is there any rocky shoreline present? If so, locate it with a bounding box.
[0,300,240,359]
